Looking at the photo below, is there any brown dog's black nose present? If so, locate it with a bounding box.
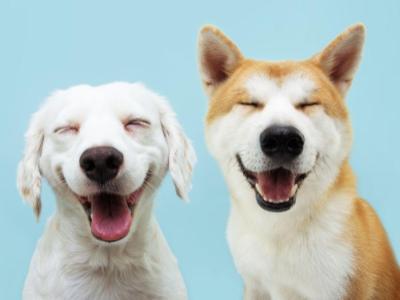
[260,125,304,162]
[80,146,123,184]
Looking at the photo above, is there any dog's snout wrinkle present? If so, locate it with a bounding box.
[260,125,304,162]
[80,146,123,184]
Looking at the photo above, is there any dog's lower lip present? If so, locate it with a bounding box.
[256,193,296,212]
[70,169,153,242]
[236,154,307,212]
[253,174,300,212]
[75,187,144,242]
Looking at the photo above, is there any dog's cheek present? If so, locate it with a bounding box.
[208,111,252,157]
[332,119,352,159]
[152,135,170,170]
[61,153,91,195]
[311,112,347,167]
[38,150,55,185]
[123,152,153,189]
[205,118,228,160]
[133,130,168,170]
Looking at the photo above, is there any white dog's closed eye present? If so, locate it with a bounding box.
[17,110,45,219]
[17,85,197,221]
[158,98,196,200]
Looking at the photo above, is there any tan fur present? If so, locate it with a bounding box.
[325,163,400,299]
[345,199,400,299]
[200,24,400,299]
[206,60,348,122]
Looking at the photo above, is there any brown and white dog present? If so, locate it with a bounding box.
[198,24,400,299]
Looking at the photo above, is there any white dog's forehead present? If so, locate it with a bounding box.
[244,73,316,104]
[38,82,171,198]
[46,82,161,127]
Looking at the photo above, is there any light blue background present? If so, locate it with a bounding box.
[1,0,399,299]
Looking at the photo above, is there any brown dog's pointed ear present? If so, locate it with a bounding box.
[198,25,244,97]
[314,24,365,97]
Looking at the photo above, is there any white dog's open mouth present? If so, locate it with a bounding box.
[236,155,307,212]
[78,189,143,242]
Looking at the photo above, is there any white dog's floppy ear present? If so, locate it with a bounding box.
[17,110,45,219]
[198,25,244,97]
[159,100,196,200]
[314,23,365,96]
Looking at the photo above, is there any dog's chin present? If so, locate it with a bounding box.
[77,188,144,243]
[236,155,308,213]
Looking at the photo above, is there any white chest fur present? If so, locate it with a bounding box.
[227,195,355,300]
[23,217,186,300]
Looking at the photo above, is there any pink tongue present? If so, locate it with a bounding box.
[91,194,132,242]
[257,169,295,202]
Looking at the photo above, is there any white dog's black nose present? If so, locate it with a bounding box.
[260,125,304,161]
[80,146,123,184]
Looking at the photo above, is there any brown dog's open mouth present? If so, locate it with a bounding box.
[79,189,143,242]
[236,155,307,212]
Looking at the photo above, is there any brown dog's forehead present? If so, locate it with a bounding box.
[206,59,348,122]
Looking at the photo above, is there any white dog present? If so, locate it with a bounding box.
[17,82,195,300]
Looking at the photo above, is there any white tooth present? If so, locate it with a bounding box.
[290,184,298,197]
[255,184,262,194]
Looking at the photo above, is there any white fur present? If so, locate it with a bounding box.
[18,82,196,300]
[206,73,354,299]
